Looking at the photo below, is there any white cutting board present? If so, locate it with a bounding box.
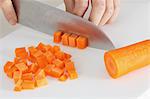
[0,2,150,99]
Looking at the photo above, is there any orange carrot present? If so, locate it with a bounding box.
[37,42,47,52]
[44,51,55,64]
[28,63,39,73]
[55,51,66,61]
[69,34,78,47]
[7,66,18,78]
[15,63,28,73]
[104,40,150,78]
[59,73,68,81]
[53,31,63,43]
[53,45,60,53]
[62,33,72,45]
[15,47,28,58]
[22,73,34,80]
[35,77,48,87]
[14,79,23,91]
[4,61,14,73]
[22,80,35,89]
[50,67,64,78]
[44,64,55,76]
[36,54,48,68]
[76,36,88,49]
[53,59,65,69]
[13,71,22,83]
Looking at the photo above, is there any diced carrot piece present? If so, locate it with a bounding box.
[32,50,43,58]
[65,61,76,72]
[44,64,55,76]
[15,63,28,73]
[34,69,46,80]
[22,73,34,80]
[68,71,78,80]
[15,47,28,58]
[28,46,38,55]
[64,53,72,60]
[35,77,48,87]
[36,54,48,68]
[4,61,14,73]
[28,63,39,74]
[104,40,150,78]
[47,45,54,53]
[76,36,88,49]
[14,79,23,91]
[13,71,22,84]
[37,42,47,52]
[58,73,68,81]
[54,51,65,61]
[69,34,78,47]
[14,57,27,64]
[7,66,18,78]
[53,59,64,69]
[44,51,55,64]
[53,45,60,53]
[22,80,35,89]
[53,31,63,43]
[62,33,72,45]
[50,67,64,78]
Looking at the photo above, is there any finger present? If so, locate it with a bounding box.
[64,0,75,13]
[99,0,114,26]
[2,0,17,25]
[73,0,89,17]
[89,0,106,25]
[107,0,120,24]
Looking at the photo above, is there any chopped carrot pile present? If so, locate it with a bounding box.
[4,43,78,92]
[53,31,88,49]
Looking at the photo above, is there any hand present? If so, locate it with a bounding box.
[64,0,120,26]
[0,0,17,25]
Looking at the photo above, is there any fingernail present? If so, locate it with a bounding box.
[9,19,17,25]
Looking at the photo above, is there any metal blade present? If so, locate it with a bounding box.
[12,0,115,50]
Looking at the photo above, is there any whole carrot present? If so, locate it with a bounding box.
[104,40,150,78]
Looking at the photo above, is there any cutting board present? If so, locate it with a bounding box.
[0,2,150,98]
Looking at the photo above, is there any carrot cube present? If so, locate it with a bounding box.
[64,53,72,60]
[36,54,48,68]
[22,73,34,80]
[13,71,22,83]
[15,63,28,72]
[50,67,64,78]
[53,31,63,43]
[54,51,66,61]
[68,71,78,80]
[35,77,48,87]
[28,46,38,55]
[14,79,23,91]
[53,45,60,53]
[28,63,39,73]
[7,66,18,78]
[4,61,14,73]
[35,69,46,80]
[44,64,55,76]
[65,61,76,71]
[59,73,68,81]
[37,42,47,52]
[76,36,88,49]
[44,51,55,64]
[14,57,27,64]
[62,33,72,45]
[15,47,28,58]
[53,59,64,69]
[22,80,35,89]
[69,34,78,47]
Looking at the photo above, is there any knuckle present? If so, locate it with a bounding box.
[106,7,114,16]
[94,0,105,7]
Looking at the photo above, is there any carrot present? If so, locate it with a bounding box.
[14,79,23,91]
[35,77,48,87]
[68,71,78,80]
[13,71,22,83]
[65,61,76,71]
[53,31,63,43]
[59,73,68,81]
[37,42,47,52]
[7,66,18,78]
[76,36,88,49]
[15,47,28,59]
[36,54,48,68]
[53,45,60,53]
[22,80,35,89]
[4,61,14,73]
[15,63,28,73]
[22,73,34,80]
[54,51,66,61]
[44,64,55,76]
[53,59,65,69]
[28,63,39,73]
[14,57,27,64]
[50,67,64,78]
[44,51,55,64]
[62,33,72,45]
[104,40,150,78]
[69,34,78,47]
[34,69,46,80]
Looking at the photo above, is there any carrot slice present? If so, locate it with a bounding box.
[53,59,65,69]
[13,71,22,84]
[14,79,23,91]
[68,71,78,80]
[4,61,14,73]
[14,57,27,64]
[7,66,18,78]
[15,63,28,73]
[37,42,47,52]
[28,46,38,56]
[35,77,48,87]
[44,64,55,76]
[50,67,64,78]
[44,51,55,64]
[76,36,88,49]
[53,45,60,53]
[69,34,78,47]
[35,69,46,80]
[15,47,28,58]
[58,73,68,81]
[53,31,63,43]
[65,61,76,71]
[36,54,48,68]
[28,63,39,73]
[22,80,35,89]
[54,51,66,61]
[62,33,72,45]
[104,40,150,78]
[22,73,34,80]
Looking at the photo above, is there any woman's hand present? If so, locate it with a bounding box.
[0,0,17,25]
[64,0,120,26]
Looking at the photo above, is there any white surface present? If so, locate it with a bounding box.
[0,1,150,99]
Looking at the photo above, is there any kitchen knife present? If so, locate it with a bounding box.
[12,0,115,50]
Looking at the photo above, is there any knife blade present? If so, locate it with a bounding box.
[12,0,115,50]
